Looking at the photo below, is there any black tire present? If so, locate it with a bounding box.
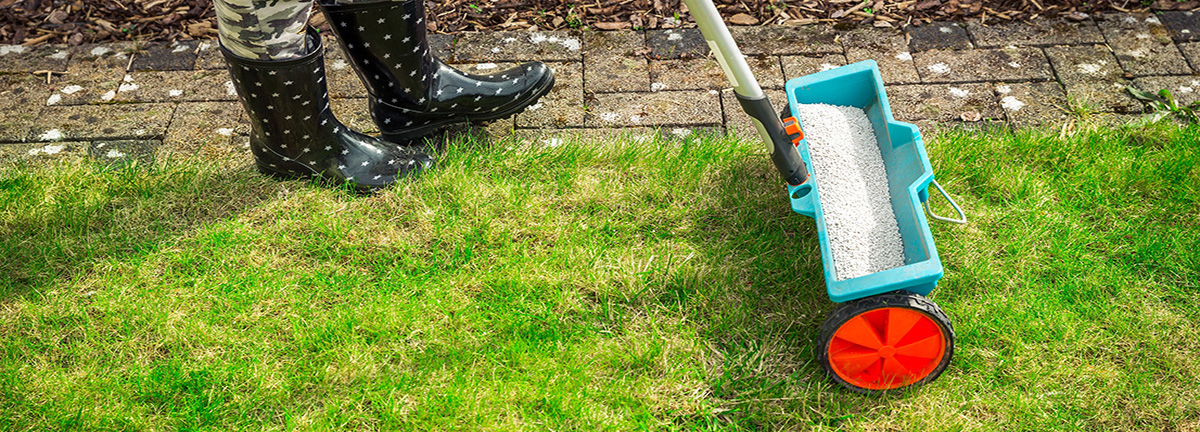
[816,291,955,394]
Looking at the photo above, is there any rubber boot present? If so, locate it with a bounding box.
[316,0,556,142]
[222,28,433,191]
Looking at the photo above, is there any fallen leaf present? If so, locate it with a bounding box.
[593,21,631,30]
[729,13,760,25]
[47,9,69,25]
[960,111,982,122]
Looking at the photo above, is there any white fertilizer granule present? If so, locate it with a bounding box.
[795,103,906,280]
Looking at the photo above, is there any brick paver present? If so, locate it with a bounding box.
[1098,13,1193,76]
[653,56,785,90]
[888,83,1003,124]
[583,31,650,93]
[966,19,1104,47]
[449,30,583,62]
[160,102,248,161]
[1160,11,1200,42]
[0,74,46,143]
[30,103,176,143]
[646,28,708,59]
[996,82,1070,127]
[730,25,841,55]
[907,22,973,52]
[129,41,201,71]
[585,90,721,128]
[1044,45,1140,113]
[1132,76,1200,105]
[842,27,921,84]
[0,44,71,73]
[112,69,236,103]
[1180,42,1200,68]
[913,47,1053,83]
[516,61,585,128]
[5,14,1194,166]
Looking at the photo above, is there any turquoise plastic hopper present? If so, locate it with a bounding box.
[784,60,945,303]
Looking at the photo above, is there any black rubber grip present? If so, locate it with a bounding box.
[736,92,809,186]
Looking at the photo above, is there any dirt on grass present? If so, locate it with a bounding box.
[1,0,1197,46]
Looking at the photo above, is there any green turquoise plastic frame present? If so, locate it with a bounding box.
[784,60,944,303]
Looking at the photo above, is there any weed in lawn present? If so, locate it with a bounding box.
[1127,87,1200,123]
[1,123,1198,430]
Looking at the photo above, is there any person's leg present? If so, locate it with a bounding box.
[214,0,312,60]
[215,1,434,190]
[316,0,555,142]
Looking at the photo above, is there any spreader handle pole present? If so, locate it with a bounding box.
[682,0,809,186]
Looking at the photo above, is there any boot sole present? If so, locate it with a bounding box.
[379,72,557,142]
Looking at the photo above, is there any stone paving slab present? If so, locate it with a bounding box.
[515,61,584,129]
[88,139,159,166]
[429,34,455,59]
[47,44,136,106]
[324,42,370,99]
[1180,42,1200,68]
[1063,81,1140,114]
[1132,76,1200,105]
[0,44,72,73]
[432,118,515,144]
[585,90,721,127]
[0,139,158,166]
[582,31,650,93]
[0,74,49,143]
[0,141,88,163]
[512,126,724,147]
[966,19,1104,47]
[1098,13,1193,76]
[113,69,236,103]
[1042,45,1143,114]
[995,82,1069,127]
[907,23,973,52]
[129,41,200,71]
[646,29,707,59]
[1044,45,1125,84]
[70,42,135,66]
[194,41,226,70]
[781,54,848,81]
[330,98,378,134]
[448,30,583,62]
[651,55,785,90]
[842,27,921,84]
[1160,11,1200,42]
[161,102,249,161]
[914,47,1053,83]
[44,67,125,107]
[30,103,176,143]
[730,25,841,55]
[887,83,1003,123]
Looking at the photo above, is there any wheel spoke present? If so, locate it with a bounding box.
[884,309,924,346]
[881,357,915,379]
[832,351,881,378]
[833,316,883,349]
[895,333,943,359]
[893,354,935,373]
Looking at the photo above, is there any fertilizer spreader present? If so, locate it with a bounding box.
[683,0,967,393]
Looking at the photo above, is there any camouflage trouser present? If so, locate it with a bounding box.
[215,0,394,60]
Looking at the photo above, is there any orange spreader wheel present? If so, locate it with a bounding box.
[817,291,954,393]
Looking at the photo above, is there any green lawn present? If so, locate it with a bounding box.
[1,121,1198,431]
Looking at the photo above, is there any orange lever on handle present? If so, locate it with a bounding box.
[782,116,804,146]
